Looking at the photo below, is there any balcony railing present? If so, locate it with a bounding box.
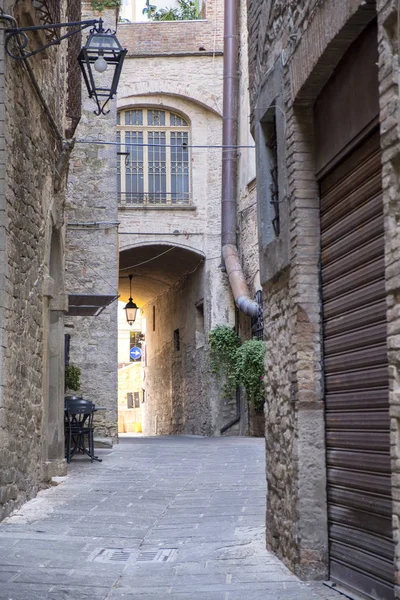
[118,192,191,207]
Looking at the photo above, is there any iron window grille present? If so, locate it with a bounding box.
[265,115,280,238]
[174,329,180,351]
[33,0,61,41]
[65,0,82,138]
[251,290,264,341]
[117,108,191,207]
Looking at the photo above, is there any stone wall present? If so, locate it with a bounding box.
[376,1,400,595]
[140,258,233,437]
[0,0,70,520]
[143,266,210,436]
[65,5,119,443]
[247,0,400,585]
[246,0,343,581]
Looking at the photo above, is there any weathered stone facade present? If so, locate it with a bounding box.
[65,3,119,444]
[246,0,400,594]
[0,0,73,521]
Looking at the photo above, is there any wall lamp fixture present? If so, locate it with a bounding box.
[0,12,127,115]
[124,274,138,325]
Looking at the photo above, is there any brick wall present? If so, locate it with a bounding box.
[117,0,224,56]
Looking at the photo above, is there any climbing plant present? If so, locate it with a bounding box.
[209,326,266,410]
[91,0,121,12]
[235,340,266,411]
[209,325,241,398]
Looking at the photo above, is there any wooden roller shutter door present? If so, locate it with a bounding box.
[320,130,394,600]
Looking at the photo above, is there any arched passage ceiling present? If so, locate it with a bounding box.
[119,244,205,307]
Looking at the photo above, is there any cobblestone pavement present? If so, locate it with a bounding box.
[0,436,342,600]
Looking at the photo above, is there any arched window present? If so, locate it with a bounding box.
[117,108,190,206]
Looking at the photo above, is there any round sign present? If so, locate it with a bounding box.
[130,346,142,361]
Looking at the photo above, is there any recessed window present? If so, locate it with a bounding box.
[117,108,190,207]
[195,302,204,335]
[257,109,281,245]
[174,329,180,351]
[195,301,205,349]
[263,113,280,237]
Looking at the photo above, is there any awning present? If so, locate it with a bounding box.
[67,294,118,317]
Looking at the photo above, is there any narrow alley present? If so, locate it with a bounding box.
[0,436,338,600]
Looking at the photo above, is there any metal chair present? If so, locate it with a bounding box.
[64,398,101,463]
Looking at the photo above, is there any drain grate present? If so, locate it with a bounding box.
[89,548,136,564]
[89,547,177,564]
[137,548,177,563]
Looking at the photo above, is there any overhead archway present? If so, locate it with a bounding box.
[118,243,209,438]
[119,243,205,306]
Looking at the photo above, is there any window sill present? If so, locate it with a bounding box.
[118,205,196,212]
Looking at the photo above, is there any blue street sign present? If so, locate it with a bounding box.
[130,346,142,361]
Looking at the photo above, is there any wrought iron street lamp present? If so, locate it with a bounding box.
[78,20,127,115]
[0,12,126,115]
[124,274,138,325]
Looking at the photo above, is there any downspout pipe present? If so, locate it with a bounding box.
[221,0,259,319]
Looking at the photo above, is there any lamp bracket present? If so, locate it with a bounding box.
[0,15,110,60]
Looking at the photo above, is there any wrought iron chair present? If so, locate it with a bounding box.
[64,397,101,463]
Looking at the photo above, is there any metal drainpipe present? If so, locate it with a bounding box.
[221,0,259,319]
[219,0,259,435]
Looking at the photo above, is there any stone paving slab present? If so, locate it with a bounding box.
[0,436,342,600]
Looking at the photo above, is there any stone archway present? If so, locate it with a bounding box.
[118,243,216,436]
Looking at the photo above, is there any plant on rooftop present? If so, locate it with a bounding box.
[142,0,157,18]
[91,0,122,12]
[148,0,199,21]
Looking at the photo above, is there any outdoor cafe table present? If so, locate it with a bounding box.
[64,398,106,463]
